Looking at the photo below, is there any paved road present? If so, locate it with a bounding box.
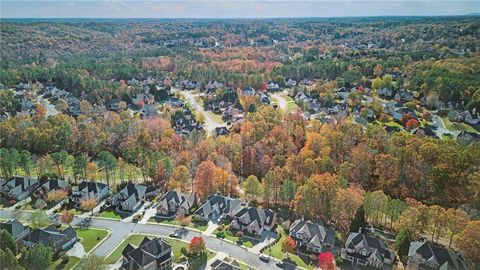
[271,93,289,111]
[0,209,284,270]
[182,91,226,135]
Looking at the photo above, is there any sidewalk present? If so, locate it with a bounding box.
[139,207,157,224]
[203,221,219,236]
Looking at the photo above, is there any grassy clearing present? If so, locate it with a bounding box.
[442,117,479,133]
[266,228,313,270]
[76,228,109,252]
[207,111,224,124]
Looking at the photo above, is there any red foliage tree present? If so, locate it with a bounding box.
[189,236,206,255]
[405,118,419,130]
[281,237,295,255]
[318,252,335,270]
[193,160,219,199]
[236,231,244,238]
[260,82,267,92]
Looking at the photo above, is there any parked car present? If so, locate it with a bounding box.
[259,254,270,262]
[169,231,180,238]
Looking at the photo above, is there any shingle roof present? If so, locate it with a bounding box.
[289,219,336,247]
[122,237,172,268]
[233,207,276,229]
[0,219,29,239]
[408,241,469,270]
[195,194,242,218]
[345,232,394,261]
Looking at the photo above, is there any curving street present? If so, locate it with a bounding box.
[0,209,284,270]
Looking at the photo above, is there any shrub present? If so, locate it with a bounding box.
[236,231,244,238]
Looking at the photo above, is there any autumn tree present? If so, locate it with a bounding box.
[81,198,98,216]
[318,252,335,270]
[189,236,206,256]
[193,160,219,199]
[445,208,469,247]
[60,210,75,226]
[334,187,364,233]
[455,220,480,262]
[170,165,192,192]
[281,237,295,258]
[46,189,68,203]
[243,175,263,201]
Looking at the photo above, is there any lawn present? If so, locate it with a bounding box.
[266,229,313,270]
[97,210,122,220]
[76,228,109,252]
[207,111,224,124]
[49,256,80,270]
[149,218,207,231]
[213,228,257,248]
[442,117,479,133]
[105,234,215,264]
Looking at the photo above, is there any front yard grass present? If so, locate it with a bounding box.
[76,227,109,252]
[97,209,122,220]
[213,228,257,248]
[49,256,80,270]
[442,117,479,133]
[150,218,207,231]
[266,228,313,270]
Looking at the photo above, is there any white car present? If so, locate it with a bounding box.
[259,254,270,262]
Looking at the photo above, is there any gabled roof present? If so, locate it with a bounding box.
[0,219,29,239]
[77,181,107,194]
[3,177,38,196]
[122,237,172,268]
[289,219,336,247]
[408,241,469,270]
[25,225,76,248]
[345,232,394,261]
[40,179,68,193]
[210,258,242,270]
[233,207,276,228]
[195,194,242,218]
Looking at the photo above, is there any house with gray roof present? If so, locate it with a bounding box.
[210,257,242,270]
[70,181,109,208]
[157,191,197,217]
[194,193,243,222]
[341,232,395,269]
[24,225,77,253]
[0,219,30,243]
[289,219,336,253]
[121,237,172,270]
[111,183,157,213]
[231,207,276,235]
[0,176,39,201]
[34,179,68,200]
[407,240,469,270]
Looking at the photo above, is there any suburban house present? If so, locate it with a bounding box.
[121,237,173,270]
[231,207,276,235]
[140,104,158,118]
[210,257,242,270]
[267,81,280,91]
[194,193,243,222]
[242,86,255,96]
[34,179,69,199]
[157,191,197,217]
[289,219,336,253]
[0,176,39,201]
[456,130,480,146]
[24,225,77,253]
[341,232,395,269]
[110,183,157,212]
[206,80,224,91]
[0,219,31,242]
[407,240,469,270]
[70,181,109,208]
[167,97,184,108]
[215,126,230,136]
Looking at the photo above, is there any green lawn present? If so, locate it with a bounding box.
[97,210,122,220]
[207,111,224,124]
[76,228,109,252]
[213,228,257,248]
[49,256,80,270]
[442,117,479,133]
[105,234,215,264]
[150,218,207,231]
[266,229,313,270]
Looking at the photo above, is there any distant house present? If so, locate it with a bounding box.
[184,81,200,90]
[210,257,242,270]
[110,98,122,111]
[378,87,394,99]
[341,232,395,269]
[0,176,39,201]
[259,93,271,105]
[397,90,414,102]
[121,237,172,270]
[206,80,224,91]
[267,81,280,91]
[140,104,158,119]
[285,78,297,87]
[300,79,314,86]
[167,97,184,108]
[289,219,336,253]
[110,183,157,212]
[407,240,469,270]
[24,225,77,253]
[34,179,68,199]
[70,181,109,208]
[456,130,480,146]
[336,87,349,100]
[194,193,243,222]
[215,126,230,136]
[231,207,276,235]
[157,191,197,217]
[0,219,30,242]
[242,86,255,96]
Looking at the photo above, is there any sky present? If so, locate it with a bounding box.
[1,0,479,19]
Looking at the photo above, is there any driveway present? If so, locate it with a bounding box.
[271,93,289,111]
[0,209,287,270]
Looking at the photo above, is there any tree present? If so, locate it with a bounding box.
[96,151,117,187]
[51,150,68,178]
[21,244,53,270]
[318,252,335,270]
[75,254,107,270]
[19,150,33,177]
[455,220,480,261]
[170,165,192,192]
[46,189,68,203]
[281,237,295,258]
[193,160,219,199]
[334,187,364,233]
[0,248,19,270]
[73,155,88,181]
[349,205,367,233]
[81,198,98,216]
[395,228,412,263]
[189,236,206,256]
[0,229,18,255]
[428,205,447,243]
[60,210,75,226]
[27,210,50,229]
[243,175,263,201]
[445,208,469,247]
